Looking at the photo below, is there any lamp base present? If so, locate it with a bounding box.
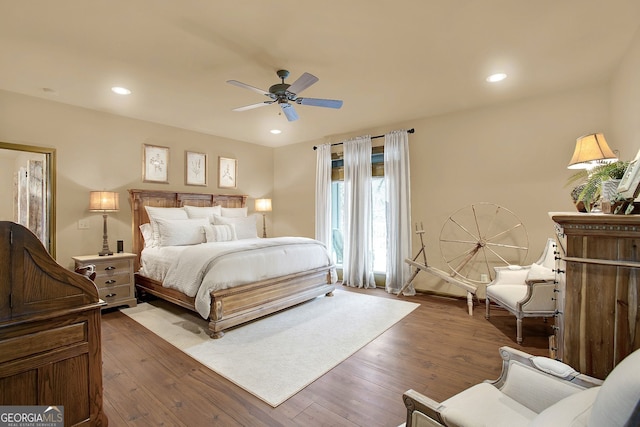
[98,213,113,256]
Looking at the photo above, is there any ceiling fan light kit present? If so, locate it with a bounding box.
[227,70,343,121]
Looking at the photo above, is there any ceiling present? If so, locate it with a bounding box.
[1,1,639,148]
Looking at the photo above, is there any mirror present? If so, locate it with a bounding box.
[0,142,56,257]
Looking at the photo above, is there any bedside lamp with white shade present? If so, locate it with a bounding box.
[89,191,119,256]
[255,198,272,238]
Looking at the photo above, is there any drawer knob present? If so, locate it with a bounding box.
[105,293,117,298]
[105,279,117,285]
[105,266,116,271]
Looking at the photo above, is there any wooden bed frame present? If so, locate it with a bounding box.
[129,189,335,338]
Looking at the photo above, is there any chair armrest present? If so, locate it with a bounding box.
[489,347,603,413]
[518,281,557,312]
[402,389,447,426]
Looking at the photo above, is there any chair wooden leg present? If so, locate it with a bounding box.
[517,318,523,344]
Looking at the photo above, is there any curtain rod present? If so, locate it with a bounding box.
[312,128,415,150]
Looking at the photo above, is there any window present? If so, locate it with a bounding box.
[330,147,387,272]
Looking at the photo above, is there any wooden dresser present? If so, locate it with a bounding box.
[551,213,640,379]
[0,222,108,426]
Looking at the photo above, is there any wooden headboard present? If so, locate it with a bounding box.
[128,189,247,271]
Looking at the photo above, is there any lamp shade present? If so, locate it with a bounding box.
[568,133,617,169]
[255,198,272,212]
[89,191,119,212]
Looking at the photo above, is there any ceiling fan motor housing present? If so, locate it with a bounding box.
[269,83,292,97]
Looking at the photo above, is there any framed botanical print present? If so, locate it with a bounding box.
[185,151,207,186]
[218,156,237,189]
[143,144,169,183]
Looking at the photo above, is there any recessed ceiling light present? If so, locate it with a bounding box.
[486,73,507,83]
[111,86,131,95]
[270,129,282,134]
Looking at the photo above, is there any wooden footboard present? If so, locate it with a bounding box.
[135,266,335,338]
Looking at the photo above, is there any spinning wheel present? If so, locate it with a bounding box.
[439,203,529,284]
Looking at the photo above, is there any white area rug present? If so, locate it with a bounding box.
[121,290,419,406]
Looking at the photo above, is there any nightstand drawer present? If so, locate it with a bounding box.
[93,271,131,288]
[98,284,133,303]
[93,259,132,276]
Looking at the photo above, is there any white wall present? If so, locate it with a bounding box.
[0,90,274,267]
[275,84,610,297]
[611,26,640,158]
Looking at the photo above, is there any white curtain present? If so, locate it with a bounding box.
[384,130,414,295]
[315,144,332,248]
[343,136,376,288]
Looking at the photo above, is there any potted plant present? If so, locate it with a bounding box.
[566,161,629,212]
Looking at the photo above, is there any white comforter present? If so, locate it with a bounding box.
[139,237,336,318]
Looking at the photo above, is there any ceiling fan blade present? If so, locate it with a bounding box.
[280,103,299,121]
[287,72,319,96]
[232,101,274,112]
[227,80,271,97]
[296,97,343,109]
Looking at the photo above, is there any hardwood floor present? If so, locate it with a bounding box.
[100,287,552,426]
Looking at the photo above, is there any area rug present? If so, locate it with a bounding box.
[121,290,419,407]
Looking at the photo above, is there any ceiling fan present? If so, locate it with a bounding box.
[227,70,343,121]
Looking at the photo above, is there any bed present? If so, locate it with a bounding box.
[129,189,336,338]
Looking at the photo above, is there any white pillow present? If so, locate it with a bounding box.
[220,206,248,217]
[526,263,555,282]
[155,218,208,246]
[204,224,237,242]
[139,223,154,248]
[144,206,189,245]
[184,205,222,219]
[212,214,258,239]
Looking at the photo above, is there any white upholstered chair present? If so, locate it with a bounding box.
[402,346,640,427]
[485,237,557,344]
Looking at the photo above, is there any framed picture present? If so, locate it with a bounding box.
[185,151,207,186]
[618,148,640,199]
[218,156,237,189]
[143,144,169,183]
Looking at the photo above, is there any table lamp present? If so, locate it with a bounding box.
[89,191,119,256]
[255,198,272,238]
[568,133,617,170]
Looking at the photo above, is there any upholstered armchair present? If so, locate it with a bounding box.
[485,237,557,344]
[402,346,640,427]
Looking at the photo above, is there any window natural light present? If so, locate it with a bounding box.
[331,151,387,273]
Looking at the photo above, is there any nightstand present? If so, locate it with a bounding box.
[72,252,137,309]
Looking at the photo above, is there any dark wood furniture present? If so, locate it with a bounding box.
[0,221,107,426]
[551,213,640,379]
[129,189,335,338]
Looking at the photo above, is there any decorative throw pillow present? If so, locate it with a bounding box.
[154,218,208,246]
[204,224,237,242]
[526,263,555,282]
[220,206,248,217]
[211,214,258,239]
[184,205,222,219]
[144,206,189,246]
